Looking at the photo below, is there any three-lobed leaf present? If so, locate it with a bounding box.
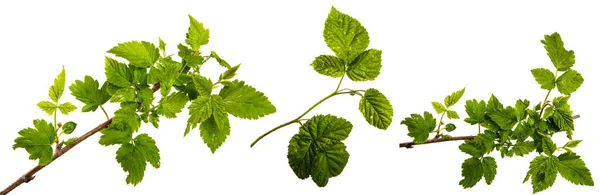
[107,41,159,68]
[400,112,436,143]
[69,76,111,112]
[359,88,393,129]
[13,119,56,165]
[115,133,160,186]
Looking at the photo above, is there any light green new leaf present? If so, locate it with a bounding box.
[400,112,436,143]
[346,49,382,81]
[531,68,556,90]
[210,51,231,69]
[199,95,230,153]
[556,70,584,95]
[116,134,160,186]
[323,7,369,61]
[556,152,594,186]
[37,101,56,115]
[287,114,352,187]
[218,80,276,120]
[482,157,497,185]
[541,32,575,71]
[57,102,77,115]
[158,37,166,54]
[192,74,213,97]
[69,76,111,112]
[156,92,188,118]
[515,99,530,121]
[489,107,517,130]
[464,99,486,125]
[49,67,66,102]
[107,41,159,68]
[524,155,559,193]
[359,88,393,130]
[221,64,240,80]
[446,110,460,119]
[563,140,582,148]
[459,157,483,188]
[186,15,210,51]
[444,88,465,107]
[310,55,344,78]
[431,102,446,114]
[105,57,133,87]
[13,119,56,165]
[149,58,182,96]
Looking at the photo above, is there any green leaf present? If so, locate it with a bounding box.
[210,51,231,69]
[107,41,159,68]
[149,58,183,96]
[218,80,276,120]
[524,155,559,193]
[556,70,584,95]
[489,107,517,130]
[69,76,111,112]
[310,55,344,78]
[192,74,213,97]
[37,101,56,115]
[156,92,188,118]
[63,137,77,146]
[110,87,136,103]
[482,157,497,185]
[542,106,554,119]
[287,114,352,187]
[113,103,141,132]
[512,141,536,157]
[431,102,446,114]
[99,124,132,146]
[444,88,465,107]
[48,67,66,102]
[187,96,212,131]
[115,134,160,186]
[486,94,503,112]
[459,157,483,188]
[105,57,133,87]
[400,112,436,143]
[359,88,393,130]
[221,64,240,80]
[132,67,148,86]
[12,119,56,165]
[199,95,230,153]
[515,99,530,121]
[446,110,460,119]
[564,140,582,148]
[556,152,594,186]
[62,121,77,134]
[464,99,486,125]
[346,49,382,81]
[531,68,556,90]
[541,32,575,71]
[512,123,533,141]
[186,14,210,51]
[551,97,574,138]
[542,136,557,156]
[56,102,77,115]
[323,6,369,61]
[158,37,166,54]
[445,123,456,132]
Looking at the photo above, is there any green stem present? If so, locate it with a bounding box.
[539,70,558,118]
[478,124,481,134]
[435,112,446,136]
[250,75,357,148]
[100,106,109,120]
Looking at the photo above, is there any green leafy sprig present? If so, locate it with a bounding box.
[5,14,275,194]
[399,32,593,193]
[249,7,394,187]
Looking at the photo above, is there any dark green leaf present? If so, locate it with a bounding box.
[62,121,77,134]
[459,157,483,188]
[482,156,497,185]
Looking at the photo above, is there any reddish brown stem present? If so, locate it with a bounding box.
[1,83,160,195]
[399,135,476,149]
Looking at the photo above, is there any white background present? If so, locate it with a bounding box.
[0,0,598,194]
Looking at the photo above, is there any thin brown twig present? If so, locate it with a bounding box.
[0,83,160,195]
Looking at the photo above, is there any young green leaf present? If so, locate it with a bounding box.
[444,88,465,107]
[12,119,56,165]
[531,68,556,90]
[210,51,232,69]
[459,157,484,188]
[287,114,352,187]
[541,32,575,71]
[158,37,166,54]
[218,80,276,120]
[186,14,210,51]
[431,102,446,114]
[446,110,460,119]
[49,67,66,103]
[37,101,57,115]
[63,137,77,146]
[187,96,212,133]
[192,74,213,97]
[199,95,230,153]
[105,57,133,88]
[358,88,393,130]
[489,107,517,130]
[69,76,111,112]
[542,136,557,155]
[514,99,529,121]
[556,70,583,95]
[563,140,582,148]
[523,155,559,193]
[220,64,240,80]
[57,102,77,115]
[556,152,594,186]
[400,112,436,143]
[107,41,159,68]
[345,49,382,81]
[310,55,344,78]
[156,92,189,118]
[115,133,160,186]
[62,121,77,134]
[464,99,486,125]
[323,6,369,61]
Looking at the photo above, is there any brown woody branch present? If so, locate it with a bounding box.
[0,83,160,195]
[399,115,581,149]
